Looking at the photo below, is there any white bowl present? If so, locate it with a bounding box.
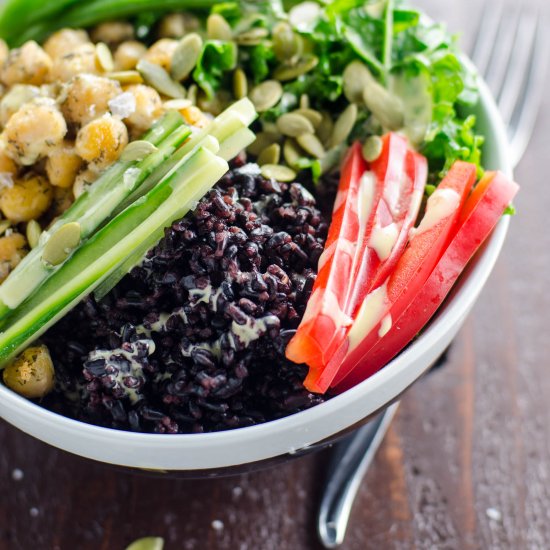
[0,74,512,472]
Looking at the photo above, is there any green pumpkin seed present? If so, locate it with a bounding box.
[343,60,374,104]
[362,135,384,162]
[249,80,283,112]
[292,108,323,128]
[247,131,280,156]
[137,60,186,99]
[26,220,42,249]
[283,139,304,169]
[317,112,334,146]
[106,71,144,85]
[257,143,281,166]
[125,537,164,550]
[296,133,325,159]
[187,84,198,105]
[207,14,232,41]
[261,164,297,183]
[42,222,81,267]
[321,144,345,174]
[95,42,114,72]
[272,22,300,62]
[233,68,248,100]
[363,83,404,130]
[163,98,192,110]
[235,28,269,46]
[299,94,310,110]
[273,55,319,82]
[277,112,314,138]
[0,220,11,236]
[329,104,358,149]
[121,140,159,162]
[171,33,203,82]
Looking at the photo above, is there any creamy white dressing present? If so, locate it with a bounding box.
[378,314,393,338]
[384,171,412,219]
[231,316,273,348]
[416,188,460,235]
[369,222,399,261]
[122,167,141,190]
[348,284,388,351]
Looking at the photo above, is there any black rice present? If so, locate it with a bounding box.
[42,159,330,434]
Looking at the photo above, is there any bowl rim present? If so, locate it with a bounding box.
[0,65,513,470]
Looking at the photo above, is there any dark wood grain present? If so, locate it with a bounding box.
[1,1,548,548]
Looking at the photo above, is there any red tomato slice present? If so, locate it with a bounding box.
[335,170,519,392]
[310,161,477,393]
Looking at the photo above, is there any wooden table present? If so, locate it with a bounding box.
[1,1,548,548]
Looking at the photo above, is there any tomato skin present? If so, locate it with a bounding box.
[335,170,519,392]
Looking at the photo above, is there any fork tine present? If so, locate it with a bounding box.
[483,4,523,97]
[497,9,539,125]
[508,12,550,167]
[470,0,504,76]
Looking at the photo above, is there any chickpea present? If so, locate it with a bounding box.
[114,40,147,71]
[51,43,98,82]
[61,74,122,126]
[142,38,178,71]
[91,21,134,47]
[3,98,67,165]
[73,168,98,199]
[0,39,8,67]
[123,84,163,137]
[1,41,52,87]
[46,141,83,188]
[180,105,211,128]
[43,28,90,60]
[2,345,55,399]
[0,232,27,282]
[0,84,41,127]
[75,114,128,170]
[49,185,73,216]
[0,173,53,222]
[158,13,187,38]
[0,150,18,177]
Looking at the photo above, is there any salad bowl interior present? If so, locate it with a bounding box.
[0,67,512,473]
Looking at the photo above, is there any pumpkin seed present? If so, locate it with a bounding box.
[261,164,297,183]
[272,22,300,62]
[292,108,322,128]
[283,138,304,168]
[363,83,404,130]
[362,135,384,162]
[296,133,325,159]
[329,103,358,149]
[42,222,81,267]
[249,80,283,112]
[0,219,11,236]
[171,33,203,82]
[137,59,185,99]
[343,60,374,104]
[321,144,345,174]
[106,71,144,84]
[289,2,322,31]
[235,28,269,46]
[95,42,114,72]
[299,94,310,110]
[125,536,165,550]
[233,68,248,100]
[317,111,334,146]
[277,112,314,138]
[257,143,281,166]
[163,98,192,111]
[207,14,232,41]
[26,220,42,249]
[247,131,280,156]
[121,140,159,162]
[273,55,319,82]
[187,84,198,105]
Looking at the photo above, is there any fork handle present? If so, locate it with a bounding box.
[318,402,400,549]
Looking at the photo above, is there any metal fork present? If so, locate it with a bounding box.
[317,3,549,548]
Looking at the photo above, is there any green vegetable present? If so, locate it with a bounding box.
[0,146,229,367]
[0,112,188,320]
[193,40,238,99]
